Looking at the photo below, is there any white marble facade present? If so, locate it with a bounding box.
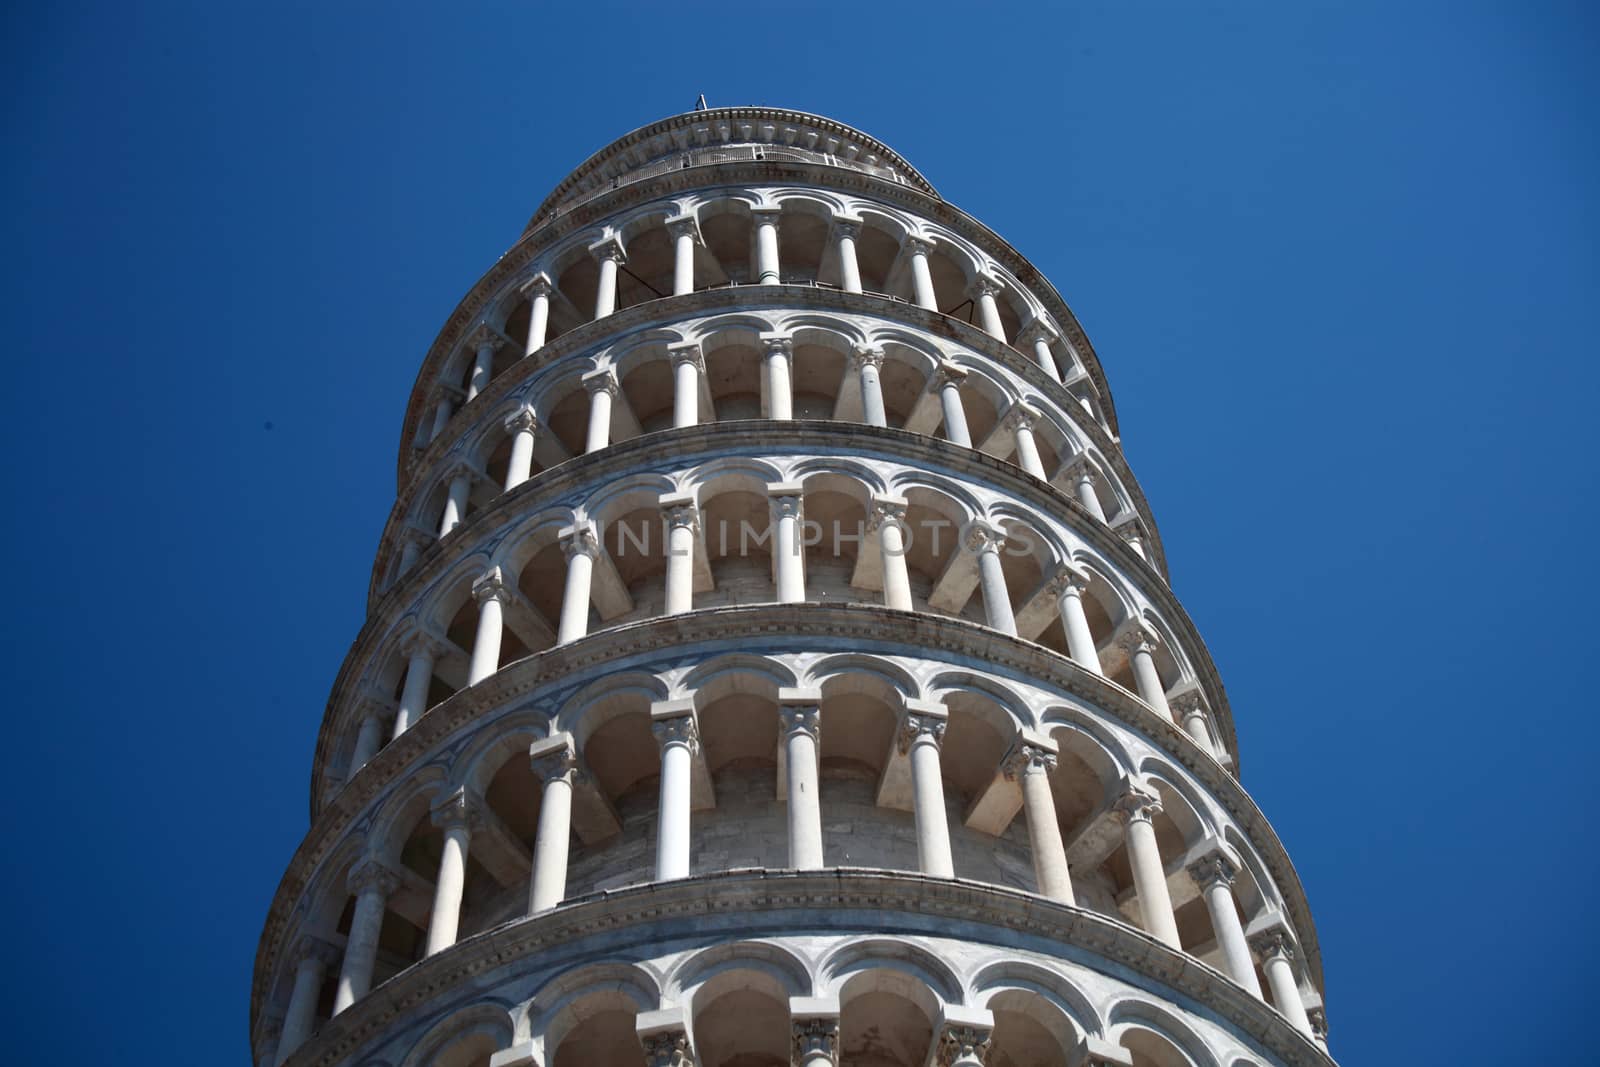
[252,108,1334,1067]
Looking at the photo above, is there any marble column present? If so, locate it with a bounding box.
[1308,1008,1330,1052]
[349,705,386,774]
[971,274,1007,341]
[502,406,538,491]
[429,393,453,442]
[651,709,699,880]
[1118,626,1171,718]
[906,235,938,310]
[333,860,400,1013]
[520,273,553,357]
[753,207,782,284]
[661,494,699,615]
[438,466,473,537]
[1171,691,1217,756]
[392,631,440,738]
[832,214,863,293]
[1008,403,1047,479]
[1118,522,1148,561]
[398,529,424,575]
[668,342,703,428]
[1187,852,1261,996]
[1048,567,1103,675]
[528,734,581,913]
[589,236,626,319]
[424,791,477,956]
[1113,786,1181,949]
[870,495,913,610]
[1004,737,1074,904]
[1018,318,1062,382]
[934,362,972,446]
[1251,930,1314,1036]
[769,483,805,603]
[1067,462,1108,521]
[967,522,1017,636]
[467,566,509,686]
[762,335,794,419]
[582,368,618,453]
[556,524,599,644]
[900,704,954,877]
[276,938,339,1065]
[854,344,888,427]
[780,699,824,869]
[665,214,699,296]
[464,325,501,403]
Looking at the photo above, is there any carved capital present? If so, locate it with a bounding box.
[897,708,947,753]
[768,493,803,522]
[1116,625,1160,657]
[1169,689,1209,722]
[1112,785,1162,826]
[779,703,821,743]
[292,934,342,970]
[560,523,600,562]
[1005,401,1040,433]
[661,497,700,532]
[640,1029,692,1067]
[1002,739,1058,780]
[1044,565,1091,600]
[471,566,511,606]
[904,234,936,257]
[830,213,863,239]
[468,323,503,353]
[1186,851,1239,892]
[587,234,627,264]
[518,272,553,298]
[529,733,584,786]
[750,205,783,226]
[430,788,482,833]
[582,367,619,397]
[793,1017,840,1065]
[968,272,1004,299]
[852,343,885,370]
[1249,928,1296,963]
[503,405,538,435]
[1018,316,1060,345]
[932,360,968,390]
[760,333,794,358]
[399,626,448,661]
[347,858,401,898]
[937,1024,993,1067]
[667,341,704,370]
[867,495,908,533]
[651,713,700,752]
[1308,1007,1328,1041]
[664,213,701,242]
[963,521,1006,556]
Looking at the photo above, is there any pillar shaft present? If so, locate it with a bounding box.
[528,772,573,912]
[276,956,327,1065]
[393,646,435,738]
[671,227,696,295]
[754,211,781,284]
[523,281,551,356]
[764,340,793,419]
[902,712,953,877]
[781,706,824,869]
[835,222,862,293]
[557,529,597,644]
[503,409,536,491]
[1117,793,1181,949]
[857,348,887,427]
[1008,744,1073,904]
[663,500,697,615]
[1055,577,1103,675]
[652,716,697,880]
[439,473,470,536]
[969,526,1017,635]
[672,352,699,428]
[594,252,620,318]
[908,241,937,309]
[424,820,470,956]
[873,500,913,611]
[584,378,614,453]
[937,372,971,446]
[467,571,506,686]
[771,491,805,603]
[333,870,394,1013]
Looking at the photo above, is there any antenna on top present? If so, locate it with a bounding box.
[694,93,708,111]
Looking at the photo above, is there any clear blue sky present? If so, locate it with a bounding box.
[5,2,1595,1063]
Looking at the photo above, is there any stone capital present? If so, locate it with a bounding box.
[903,233,937,257]
[1249,927,1296,963]
[750,205,783,224]
[529,732,585,785]
[347,857,401,898]
[778,688,823,742]
[1308,1007,1328,1041]
[793,1016,840,1065]
[667,340,704,370]
[1169,688,1209,722]
[1116,624,1160,657]
[471,565,511,606]
[830,213,863,240]
[851,343,885,370]
[1186,850,1240,892]
[758,331,794,357]
[1112,782,1163,826]
[664,213,702,242]
[559,523,601,562]
[399,625,449,661]
[932,360,968,390]
[1001,733,1059,780]
[659,491,701,531]
[502,405,538,435]
[962,520,1007,556]
[587,234,627,263]
[292,934,342,970]
[1005,401,1041,433]
[430,788,482,833]
[1044,564,1092,600]
[935,1008,995,1067]
[518,272,553,298]
[968,271,1004,299]
[767,481,805,520]
[1018,316,1060,345]
[867,495,909,533]
[1114,521,1145,546]
[468,323,503,353]
[897,700,948,753]
[581,366,619,397]
[650,699,700,753]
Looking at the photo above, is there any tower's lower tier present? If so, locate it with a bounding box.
[277,869,1330,1067]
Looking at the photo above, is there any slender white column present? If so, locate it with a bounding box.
[753,207,782,284]
[429,395,453,442]
[556,524,598,644]
[1251,930,1314,1035]
[1113,786,1181,949]
[520,274,553,356]
[832,215,863,293]
[1172,691,1218,756]
[333,860,400,1013]
[967,522,1017,636]
[1008,403,1047,479]
[900,704,954,877]
[1068,462,1108,521]
[870,496,913,610]
[651,709,699,880]
[1119,626,1171,718]
[668,342,703,428]
[276,939,338,1065]
[589,236,626,319]
[906,235,938,310]
[1119,522,1148,560]
[665,214,699,296]
[854,344,888,427]
[582,368,617,453]
[780,700,824,869]
[502,406,537,491]
[1049,568,1103,675]
[762,335,794,419]
[438,468,472,537]
[934,362,971,446]
[392,632,439,738]
[424,792,476,956]
[1004,737,1074,904]
[349,708,385,774]
[768,484,806,603]
[791,1013,840,1067]
[465,325,500,402]
[1308,1009,1329,1052]
[971,273,1007,341]
[1018,318,1062,382]
[1188,853,1262,996]
[398,530,423,574]
[467,566,509,686]
[527,734,582,913]
[660,494,699,615]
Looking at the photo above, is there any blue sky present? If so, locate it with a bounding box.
[5,2,1596,1063]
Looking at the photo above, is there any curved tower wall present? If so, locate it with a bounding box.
[253,107,1334,1067]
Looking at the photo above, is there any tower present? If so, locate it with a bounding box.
[253,108,1333,1067]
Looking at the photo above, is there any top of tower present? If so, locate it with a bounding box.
[525,106,938,231]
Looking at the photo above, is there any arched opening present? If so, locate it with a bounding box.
[986,989,1079,1067]
[690,967,791,1067]
[549,989,647,1067]
[837,967,939,1067]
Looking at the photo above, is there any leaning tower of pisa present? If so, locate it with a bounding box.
[252,107,1335,1067]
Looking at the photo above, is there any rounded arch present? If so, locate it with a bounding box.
[666,939,813,1001]
[365,763,452,864]
[1105,998,1222,1067]
[396,1003,515,1067]
[452,707,555,799]
[818,938,963,1005]
[532,960,662,1067]
[970,959,1099,1040]
[556,670,672,752]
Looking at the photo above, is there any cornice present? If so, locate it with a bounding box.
[274,609,1322,1019]
[262,869,1334,1067]
[395,162,1122,480]
[527,106,938,224]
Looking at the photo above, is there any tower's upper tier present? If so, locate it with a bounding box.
[526,107,939,230]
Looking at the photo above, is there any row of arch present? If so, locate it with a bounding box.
[411,185,1111,455]
[267,654,1312,1066]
